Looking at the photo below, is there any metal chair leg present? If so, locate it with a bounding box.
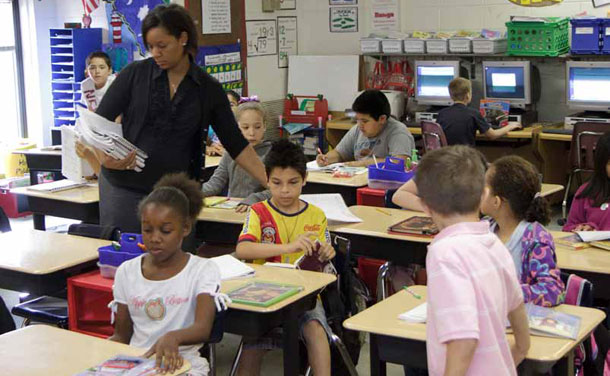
[21,318,31,328]
[305,366,312,376]
[330,333,359,376]
[562,172,573,220]
[209,344,216,376]
[229,339,244,376]
[377,261,392,301]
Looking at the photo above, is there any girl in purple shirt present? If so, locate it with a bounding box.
[481,156,565,307]
[564,132,610,232]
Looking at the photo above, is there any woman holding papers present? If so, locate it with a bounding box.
[94,4,266,232]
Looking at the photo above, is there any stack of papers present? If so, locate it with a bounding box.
[300,193,362,223]
[211,255,255,280]
[306,160,367,175]
[398,303,427,323]
[27,179,89,193]
[575,231,610,242]
[76,107,148,172]
[61,125,94,182]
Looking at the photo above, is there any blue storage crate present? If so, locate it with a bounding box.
[98,245,143,267]
[368,157,415,190]
[571,18,602,54]
[602,19,610,54]
[120,233,143,253]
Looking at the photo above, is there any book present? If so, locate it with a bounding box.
[212,200,240,210]
[480,99,510,129]
[295,240,331,273]
[526,303,581,340]
[210,255,255,280]
[398,302,427,323]
[388,216,439,236]
[227,281,303,307]
[590,240,610,251]
[61,125,94,183]
[576,231,610,243]
[555,233,589,250]
[27,179,89,193]
[75,354,190,375]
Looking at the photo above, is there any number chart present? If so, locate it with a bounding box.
[277,16,297,68]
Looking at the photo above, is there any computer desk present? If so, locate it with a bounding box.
[344,287,606,376]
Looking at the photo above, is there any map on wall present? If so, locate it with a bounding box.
[103,0,169,59]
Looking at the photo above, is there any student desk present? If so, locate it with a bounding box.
[11,184,100,230]
[0,229,109,295]
[13,148,62,186]
[202,155,222,182]
[344,286,606,376]
[195,198,247,244]
[0,325,189,376]
[304,171,368,206]
[408,126,538,140]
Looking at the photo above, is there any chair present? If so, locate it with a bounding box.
[10,296,68,328]
[561,122,610,219]
[199,309,226,376]
[67,223,121,241]
[421,121,447,154]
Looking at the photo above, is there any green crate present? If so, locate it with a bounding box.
[506,17,569,56]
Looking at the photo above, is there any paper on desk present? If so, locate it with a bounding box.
[211,255,255,280]
[576,231,610,242]
[398,302,427,323]
[300,193,362,223]
[306,160,344,171]
[61,125,93,183]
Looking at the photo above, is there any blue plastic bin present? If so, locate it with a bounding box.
[602,19,610,54]
[119,233,143,254]
[571,18,602,54]
[368,157,415,190]
[98,245,143,267]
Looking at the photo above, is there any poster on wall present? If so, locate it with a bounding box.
[196,43,244,94]
[592,0,610,7]
[201,0,232,34]
[371,0,399,32]
[277,16,297,68]
[329,7,358,32]
[279,0,296,10]
[330,0,357,4]
[246,20,277,57]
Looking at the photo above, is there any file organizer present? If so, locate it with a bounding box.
[50,28,102,145]
[280,94,329,157]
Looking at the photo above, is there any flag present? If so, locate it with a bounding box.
[82,0,100,15]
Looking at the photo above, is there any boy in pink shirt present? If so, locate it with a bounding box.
[414,146,530,376]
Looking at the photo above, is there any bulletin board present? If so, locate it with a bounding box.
[185,0,248,94]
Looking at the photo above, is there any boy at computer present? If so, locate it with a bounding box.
[316,89,415,167]
[235,139,335,376]
[415,145,530,375]
[437,78,521,146]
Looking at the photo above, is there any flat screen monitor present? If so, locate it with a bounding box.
[567,61,610,112]
[414,60,460,106]
[483,61,531,108]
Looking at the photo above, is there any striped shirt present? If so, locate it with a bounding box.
[426,221,523,376]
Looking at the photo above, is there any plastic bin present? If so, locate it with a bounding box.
[426,39,449,54]
[382,39,404,54]
[472,38,507,54]
[360,38,382,53]
[449,37,473,53]
[506,17,569,56]
[403,38,426,54]
[97,262,118,279]
[98,245,143,267]
[119,233,143,253]
[356,187,386,207]
[601,19,610,54]
[368,157,415,190]
[571,18,602,54]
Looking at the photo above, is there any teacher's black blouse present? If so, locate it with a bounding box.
[96,57,248,193]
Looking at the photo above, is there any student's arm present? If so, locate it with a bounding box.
[236,231,318,260]
[444,339,478,376]
[240,189,271,207]
[201,155,230,197]
[143,294,216,373]
[507,302,530,367]
[108,303,133,344]
[392,179,425,212]
[482,123,522,140]
[316,149,343,167]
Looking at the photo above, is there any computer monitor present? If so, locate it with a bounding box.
[483,61,532,108]
[567,61,610,112]
[414,60,460,106]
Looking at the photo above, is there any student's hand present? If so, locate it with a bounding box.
[206,143,225,156]
[286,231,317,255]
[573,224,595,232]
[507,122,522,131]
[143,332,183,374]
[235,204,249,213]
[318,241,335,261]
[316,153,329,167]
[98,150,137,171]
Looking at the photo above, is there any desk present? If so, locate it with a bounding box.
[195,199,247,244]
[11,184,100,230]
[408,126,537,140]
[304,171,368,206]
[202,155,222,182]
[0,229,109,295]
[0,325,189,376]
[13,148,62,186]
[541,184,564,197]
[344,287,606,376]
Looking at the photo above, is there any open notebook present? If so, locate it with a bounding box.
[210,255,255,280]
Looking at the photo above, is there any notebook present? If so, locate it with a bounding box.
[555,233,589,250]
[398,302,427,323]
[576,231,610,243]
[27,179,88,193]
[527,303,581,340]
[590,240,610,251]
[76,354,190,375]
[388,216,439,236]
[227,281,303,307]
[210,255,255,280]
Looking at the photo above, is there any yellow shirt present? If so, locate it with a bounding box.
[238,199,330,265]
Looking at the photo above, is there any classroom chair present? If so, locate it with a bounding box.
[199,308,226,376]
[421,121,447,154]
[562,122,609,220]
[10,296,68,328]
[67,223,121,241]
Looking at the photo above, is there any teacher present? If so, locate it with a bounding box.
[95,4,266,232]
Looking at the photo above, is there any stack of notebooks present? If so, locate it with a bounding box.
[556,231,610,251]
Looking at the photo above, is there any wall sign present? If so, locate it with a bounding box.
[330,0,357,4]
[277,16,297,68]
[246,19,278,57]
[279,0,296,10]
[371,0,399,32]
[329,7,358,33]
[201,0,232,34]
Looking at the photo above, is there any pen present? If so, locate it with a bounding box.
[403,286,422,300]
[375,207,391,216]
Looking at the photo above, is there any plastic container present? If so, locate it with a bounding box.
[360,38,382,53]
[426,39,449,54]
[119,233,143,253]
[356,187,386,207]
[601,19,610,54]
[381,39,404,54]
[449,37,473,53]
[403,38,426,54]
[570,18,602,54]
[472,38,507,54]
[98,245,143,267]
[368,157,415,190]
[506,17,569,56]
[97,262,118,279]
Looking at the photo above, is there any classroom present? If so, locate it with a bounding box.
[2,0,610,375]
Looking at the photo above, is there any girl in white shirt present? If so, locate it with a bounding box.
[109,173,221,375]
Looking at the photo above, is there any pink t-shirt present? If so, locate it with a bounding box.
[426,221,523,376]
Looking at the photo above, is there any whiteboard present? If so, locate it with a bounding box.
[288,55,359,111]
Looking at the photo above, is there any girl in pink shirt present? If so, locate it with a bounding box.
[564,132,610,232]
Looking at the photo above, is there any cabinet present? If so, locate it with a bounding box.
[67,270,113,339]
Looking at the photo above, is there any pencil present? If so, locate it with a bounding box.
[375,208,391,216]
[403,286,422,300]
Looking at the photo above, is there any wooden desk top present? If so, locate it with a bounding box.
[0,325,189,376]
[306,171,368,187]
[205,155,221,168]
[197,197,247,224]
[408,127,536,139]
[541,184,564,197]
[11,184,100,204]
[540,133,572,142]
[12,147,61,156]
[344,286,606,363]
[327,117,355,131]
[552,231,610,275]
[0,230,109,274]
[221,264,336,313]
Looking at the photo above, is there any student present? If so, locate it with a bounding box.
[564,132,610,232]
[202,101,271,212]
[415,146,530,375]
[481,156,565,307]
[205,91,239,157]
[109,173,220,376]
[235,139,335,376]
[316,89,415,167]
[437,77,521,146]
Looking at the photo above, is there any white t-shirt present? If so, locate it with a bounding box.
[80,74,115,111]
[113,253,220,376]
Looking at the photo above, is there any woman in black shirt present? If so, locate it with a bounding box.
[95,4,266,232]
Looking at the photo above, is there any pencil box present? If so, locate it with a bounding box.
[98,233,144,269]
[368,157,415,190]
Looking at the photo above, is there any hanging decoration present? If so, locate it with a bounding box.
[508,0,563,6]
